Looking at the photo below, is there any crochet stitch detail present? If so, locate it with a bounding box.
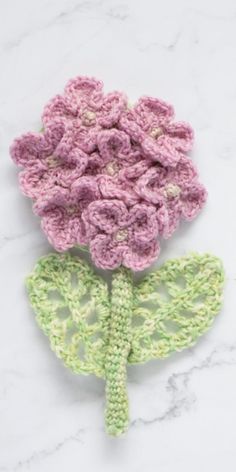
[26,252,224,435]
[10,76,207,270]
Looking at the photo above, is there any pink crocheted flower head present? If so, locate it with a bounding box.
[10,76,207,271]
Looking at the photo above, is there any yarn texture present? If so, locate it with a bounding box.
[10,76,224,436]
[27,252,224,435]
[10,76,207,271]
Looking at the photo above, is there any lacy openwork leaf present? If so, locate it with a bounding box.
[26,252,224,435]
[129,254,224,364]
[27,254,110,378]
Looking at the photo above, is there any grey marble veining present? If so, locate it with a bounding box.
[0,0,236,470]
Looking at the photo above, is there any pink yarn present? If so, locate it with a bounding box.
[83,200,160,270]
[119,97,194,166]
[10,76,207,271]
[135,155,207,237]
[33,177,100,251]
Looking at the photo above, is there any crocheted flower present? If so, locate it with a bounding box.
[51,113,135,160]
[78,128,140,176]
[135,155,207,237]
[92,129,150,205]
[93,129,143,202]
[43,76,127,129]
[34,177,100,251]
[10,75,207,271]
[10,120,89,199]
[83,200,160,270]
[119,96,193,166]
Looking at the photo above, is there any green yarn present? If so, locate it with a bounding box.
[130,253,224,364]
[26,252,224,435]
[105,268,133,436]
[26,254,110,378]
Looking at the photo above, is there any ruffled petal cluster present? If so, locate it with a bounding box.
[10,76,207,270]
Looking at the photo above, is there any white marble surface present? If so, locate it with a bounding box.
[1,0,236,470]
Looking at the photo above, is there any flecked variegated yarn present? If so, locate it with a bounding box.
[11,76,224,436]
[10,76,207,271]
[27,252,224,436]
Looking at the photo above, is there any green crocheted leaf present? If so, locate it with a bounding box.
[27,253,224,375]
[26,253,110,378]
[128,254,224,364]
[26,252,224,436]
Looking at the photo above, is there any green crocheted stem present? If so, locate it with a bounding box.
[105,267,133,436]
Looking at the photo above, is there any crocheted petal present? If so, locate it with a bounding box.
[135,167,167,204]
[10,132,51,168]
[71,176,100,205]
[155,205,170,237]
[54,143,89,173]
[81,208,100,240]
[122,239,160,271]
[20,157,90,199]
[64,76,104,109]
[85,152,104,175]
[85,199,128,234]
[90,234,125,270]
[66,124,98,155]
[19,169,51,199]
[52,119,99,159]
[118,115,145,144]
[59,165,88,189]
[168,154,197,186]
[119,159,151,181]
[42,95,77,126]
[96,129,131,162]
[128,253,224,364]
[141,135,180,166]
[44,120,66,148]
[99,176,139,207]
[97,91,128,128]
[129,204,159,244]
[33,187,69,216]
[10,121,66,168]
[165,121,194,152]
[181,182,207,220]
[41,209,80,251]
[134,96,174,124]
[76,127,99,154]
[160,207,181,239]
[26,253,110,378]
